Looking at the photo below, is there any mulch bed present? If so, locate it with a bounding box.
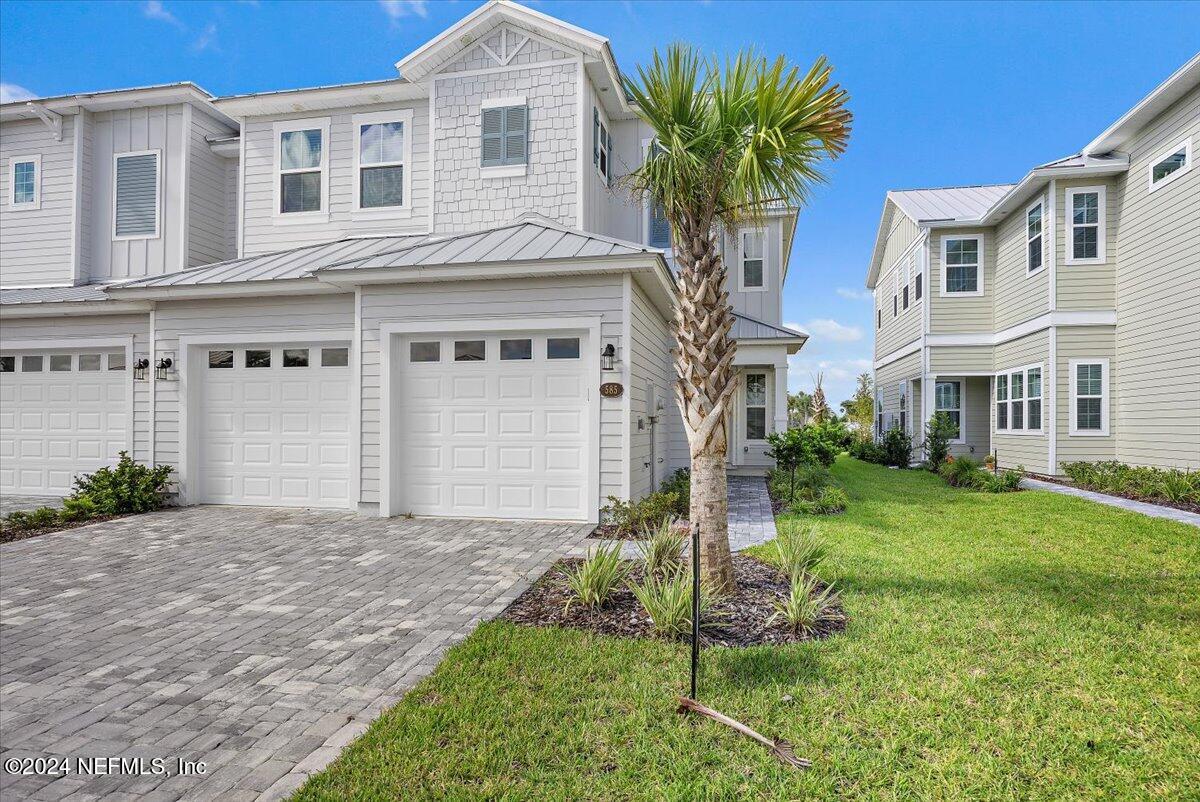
[587,520,693,541]
[0,514,128,545]
[1026,474,1200,515]
[501,553,846,648]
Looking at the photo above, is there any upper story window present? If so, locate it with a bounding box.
[1070,359,1109,436]
[996,364,1042,433]
[1026,200,1044,274]
[1065,186,1105,264]
[354,110,412,212]
[9,155,40,210]
[648,199,671,249]
[739,230,765,291]
[1148,138,1192,193]
[481,98,527,173]
[593,107,612,185]
[113,151,160,239]
[941,235,982,296]
[914,250,923,300]
[275,118,329,216]
[892,269,899,317]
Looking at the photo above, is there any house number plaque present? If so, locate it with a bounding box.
[599,382,624,398]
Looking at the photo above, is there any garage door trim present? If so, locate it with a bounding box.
[178,329,356,507]
[380,316,603,523]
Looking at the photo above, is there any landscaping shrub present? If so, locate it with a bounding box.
[559,543,630,612]
[768,462,832,504]
[60,495,99,522]
[848,437,886,464]
[980,468,1023,493]
[768,574,839,636]
[629,569,721,640]
[26,507,61,529]
[939,456,984,488]
[924,412,957,470]
[1061,460,1200,504]
[657,469,691,516]
[4,510,32,531]
[72,451,173,515]
[764,526,826,581]
[791,485,849,515]
[636,518,686,578]
[880,426,913,468]
[603,491,681,535]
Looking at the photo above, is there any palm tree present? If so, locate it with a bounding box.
[788,391,814,428]
[809,373,831,424]
[624,46,851,591]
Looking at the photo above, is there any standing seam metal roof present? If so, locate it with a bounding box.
[887,184,1014,223]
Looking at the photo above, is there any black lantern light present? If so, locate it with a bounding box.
[601,343,616,371]
[155,357,173,381]
[133,358,150,381]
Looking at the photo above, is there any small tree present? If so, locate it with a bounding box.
[880,425,912,468]
[840,372,874,439]
[924,412,957,470]
[788,391,813,429]
[766,428,806,502]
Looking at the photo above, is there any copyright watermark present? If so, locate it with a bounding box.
[3,755,207,778]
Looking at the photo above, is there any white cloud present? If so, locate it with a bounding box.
[192,22,218,53]
[836,287,873,302]
[0,82,37,103]
[379,0,429,21]
[802,318,864,343]
[142,0,184,29]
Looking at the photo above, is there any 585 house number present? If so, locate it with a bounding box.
[599,382,624,398]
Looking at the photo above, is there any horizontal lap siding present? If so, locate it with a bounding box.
[992,330,1049,473]
[874,351,919,439]
[929,345,993,375]
[929,227,994,334]
[874,210,923,361]
[1114,86,1200,469]
[0,117,76,286]
[1056,326,1116,466]
[188,111,237,267]
[993,192,1048,331]
[725,217,785,324]
[358,275,625,506]
[151,294,354,495]
[629,280,677,500]
[949,376,990,460]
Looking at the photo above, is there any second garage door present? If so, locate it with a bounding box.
[394,330,591,521]
[197,343,351,508]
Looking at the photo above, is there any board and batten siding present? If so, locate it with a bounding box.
[187,110,237,267]
[358,275,627,508]
[0,116,77,286]
[240,100,430,256]
[1054,176,1118,311]
[1056,325,1117,466]
[628,278,680,500]
[991,329,1049,473]
[929,227,995,334]
[993,190,1049,331]
[1113,84,1200,470]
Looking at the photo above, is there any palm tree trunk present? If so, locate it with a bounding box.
[691,450,734,590]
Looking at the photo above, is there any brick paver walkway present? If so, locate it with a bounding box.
[0,495,64,515]
[0,506,590,800]
[1021,477,1200,527]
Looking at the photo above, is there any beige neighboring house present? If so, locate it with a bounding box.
[867,54,1199,474]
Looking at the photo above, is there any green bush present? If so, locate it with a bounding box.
[657,469,691,515]
[880,426,913,468]
[26,507,61,529]
[848,438,886,464]
[939,456,984,489]
[636,517,686,578]
[629,569,722,640]
[924,412,958,470]
[791,485,848,515]
[72,451,173,515]
[4,510,32,531]
[559,543,630,612]
[60,495,99,522]
[980,468,1023,493]
[764,526,826,580]
[1061,460,1199,504]
[768,574,840,637]
[602,491,681,535]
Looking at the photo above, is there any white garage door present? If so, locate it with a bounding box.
[197,344,351,508]
[395,331,591,521]
[0,350,129,495]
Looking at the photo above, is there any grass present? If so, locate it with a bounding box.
[295,457,1200,800]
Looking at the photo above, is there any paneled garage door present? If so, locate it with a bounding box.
[0,350,129,495]
[197,344,351,508]
[395,331,591,521]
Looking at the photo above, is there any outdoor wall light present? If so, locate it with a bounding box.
[155,356,174,381]
[601,343,616,371]
[133,358,150,381]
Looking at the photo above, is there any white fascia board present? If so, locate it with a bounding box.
[104,278,338,302]
[212,81,426,118]
[924,310,1117,348]
[315,254,665,288]
[0,300,152,318]
[1084,53,1200,156]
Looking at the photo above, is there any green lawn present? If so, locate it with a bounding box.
[296,458,1199,800]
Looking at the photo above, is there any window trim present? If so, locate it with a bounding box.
[897,380,908,434]
[8,154,41,210]
[1064,185,1106,265]
[351,108,414,217]
[934,377,966,444]
[744,371,769,442]
[272,117,330,222]
[994,362,1043,436]
[1025,198,1045,276]
[1068,358,1110,437]
[480,95,528,177]
[939,234,984,297]
[737,228,767,293]
[111,149,162,241]
[1147,137,1192,193]
[593,106,612,184]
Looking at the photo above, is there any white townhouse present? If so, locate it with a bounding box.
[867,54,1199,474]
[0,1,806,523]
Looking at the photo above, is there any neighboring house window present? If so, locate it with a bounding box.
[1070,359,1110,436]
[9,155,40,209]
[877,307,881,330]
[875,397,884,438]
[353,110,412,212]
[481,98,527,169]
[648,199,671,249]
[915,250,924,300]
[892,270,898,317]
[740,230,766,291]
[941,236,982,295]
[996,364,1043,433]
[1026,200,1043,273]
[113,151,160,239]
[593,107,612,185]
[275,119,329,215]
[745,373,767,440]
[897,382,907,434]
[1148,138,1192,193]
[1066,186,1106,263]
[935,380,963,442]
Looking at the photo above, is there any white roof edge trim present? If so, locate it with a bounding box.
[1,83,235,128]
[211,79,425,116]
[1084,52,1200,156]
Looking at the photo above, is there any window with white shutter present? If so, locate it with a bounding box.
[481,101,527,168]
[113,151,159,239]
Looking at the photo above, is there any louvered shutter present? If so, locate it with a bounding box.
[593,107,600,167]
[604,128,613,187]
[114,153,158,237]
[481,108,504,167]
[503,105,527,165]
[649,199,671,248]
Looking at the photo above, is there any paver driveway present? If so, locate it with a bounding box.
[0,506,590,800]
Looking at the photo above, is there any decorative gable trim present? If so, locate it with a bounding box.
[476,25,533,67]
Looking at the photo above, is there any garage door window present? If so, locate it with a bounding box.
[50,355,72,372]
[547,337,580,359]
[500,339,532,360]
[410,341,440,362]
[108,352,126,371]
[283,349,309,367]
[209,350,234,369]
[0,356,14,372]
[321,347,349,367]
[455,340,486,362]
[78,354,102,371]
[22,356,43,372]
[245,349,271,368]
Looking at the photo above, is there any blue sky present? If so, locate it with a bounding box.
[2,0,1197,405]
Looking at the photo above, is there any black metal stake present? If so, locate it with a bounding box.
[690,520,700,701]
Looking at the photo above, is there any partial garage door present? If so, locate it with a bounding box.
[395,331,591,521]
[0,350,128,495]
[197,344,351,507]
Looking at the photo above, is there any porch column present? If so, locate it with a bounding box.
[774,364,788,433]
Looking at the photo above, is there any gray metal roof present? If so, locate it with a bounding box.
[888,184,1014,223]
[731,313,807,341]
[0,284,112,305]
